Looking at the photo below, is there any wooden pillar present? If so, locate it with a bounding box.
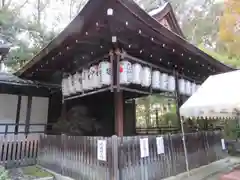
[114,49,124,136]
[25,96,32,135]
[114,91,124,136]
[174,72,182,128]
[15,95,22,134]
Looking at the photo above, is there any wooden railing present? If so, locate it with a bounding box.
[0,134,39,168]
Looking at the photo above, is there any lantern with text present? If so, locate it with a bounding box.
[99,61,111,86]
[120,60,133,85]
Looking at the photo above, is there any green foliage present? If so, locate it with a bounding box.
[136,95,179,128]
[199,44,240,68]
[0,166,10,180]
[22,166,53,178]
[219,0,240,57]
[161,112,179,127]
[0,1,56,71]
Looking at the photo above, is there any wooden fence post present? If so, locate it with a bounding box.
[111,135,119,180]
[61,134,66,176]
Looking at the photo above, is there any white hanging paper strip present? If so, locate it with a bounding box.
[156,136,165,154]
[99,61,111,86]
[168,75,175,92]
[152,70,161,89]
[67,75,76,94]
[82,69,89,91]
[160,73,168,90]
[97,140,107,161]
[179,79,186,95]
[132,63,142,85]
[120,60,133,85]
[73,73,82,93]
[141,67,152,87]
[221,139,226,150]
[140,138,149,158]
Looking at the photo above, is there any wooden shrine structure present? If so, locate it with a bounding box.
[16,0,233,137]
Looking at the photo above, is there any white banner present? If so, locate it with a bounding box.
[221,139,226,150]
[156,136,165,154]
[140,138,149,158]
[97,140,107,161]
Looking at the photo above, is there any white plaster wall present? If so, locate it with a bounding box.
[29,97,49,133]
[0,94,18,133]
[0,94,49,134]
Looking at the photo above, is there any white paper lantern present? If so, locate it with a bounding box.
[61,78,69,96]
[185,80,191,95]
[160,73,168,90]
[92,65,101,88]
[191,82,196,94]
[73,72,82,93]
[168,75,175,92]
[152,70,161,89]
[89,65,99,89]
[120,60,132,85]
[179,79,185,94]
[82,69,89,91]
[132,63,142,85]
[67,75,76,94]
[196,84,201,91]
[141,66,152,87]
[99,61,111,86]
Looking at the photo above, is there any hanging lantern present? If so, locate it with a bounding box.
[185,80,191,95]
[160,73,168,91]
[132,63,142,85]
[152,70,161,90]
[92,65,101,88]
[168,75,175,92]
[73,72,82,93]
[191,82,196,94]
[120,60,133,85]
[67,75,76,94]
[99,61,111,86]
[89,66,98,89]
[179,79,186,95]
[82,69,89,91]
[196,84,201,91]
[61,78,69,96]
[141,66,151,87]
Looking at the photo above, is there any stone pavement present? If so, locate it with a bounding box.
[164,157,240,180]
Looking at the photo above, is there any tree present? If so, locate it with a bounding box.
[0,0,56,71]
[219,0,240,57]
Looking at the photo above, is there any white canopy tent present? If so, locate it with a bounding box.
[180,70,240,119]
[178,71,240,176]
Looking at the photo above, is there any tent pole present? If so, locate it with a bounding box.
[180,116,190,176]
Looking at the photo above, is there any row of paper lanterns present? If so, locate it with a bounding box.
[62,60,201,96]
